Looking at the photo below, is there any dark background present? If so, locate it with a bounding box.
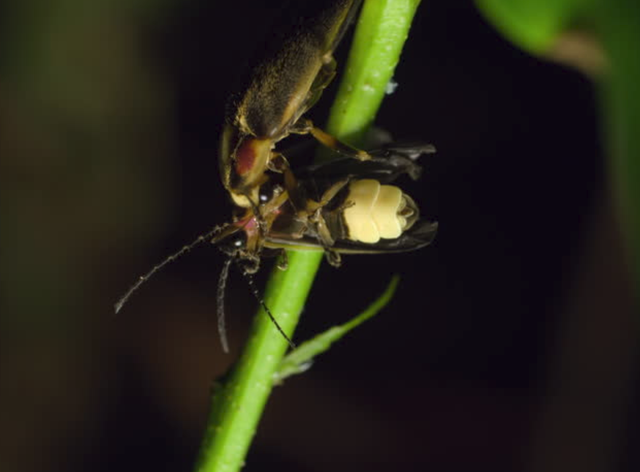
[0,1,637,471]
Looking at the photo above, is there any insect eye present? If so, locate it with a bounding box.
[231,231,247,248]
[218,231,247,256]
[258,181,283,203]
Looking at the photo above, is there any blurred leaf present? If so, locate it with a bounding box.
[475,0,596,54]
[475,0,640,292]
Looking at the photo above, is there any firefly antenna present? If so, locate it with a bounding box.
[237,261,296,351]
[216,257,233,353]
[114,227,222,314]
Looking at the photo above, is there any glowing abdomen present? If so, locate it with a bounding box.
[343,179,418,244]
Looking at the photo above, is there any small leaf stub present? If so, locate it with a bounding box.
[274,276,400,383]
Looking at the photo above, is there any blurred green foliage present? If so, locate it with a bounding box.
[477,0,640,296]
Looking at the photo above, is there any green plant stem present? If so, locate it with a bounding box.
[195,254,321,472]
[326,0,423,144]
[194,2,422,471]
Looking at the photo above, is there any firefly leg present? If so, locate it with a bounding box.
[282,57,371,161]
[306,202,344,267]
[319,178,349,205]
[302,56,337,112]
[307,178,350,251]
[276,249,288,271]
[269,152,308,213]
[290,118,371,161]
[306,178,350,214]
[325,250,342,267]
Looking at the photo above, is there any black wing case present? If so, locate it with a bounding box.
[296,143,436,183]
[265,220,438,254]
[226,0,363,137]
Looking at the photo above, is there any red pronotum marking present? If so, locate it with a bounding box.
[235,140,256,176]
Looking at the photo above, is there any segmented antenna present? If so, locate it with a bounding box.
[216,257,233,353]
[238,261,296,351]
[114,227,222,314]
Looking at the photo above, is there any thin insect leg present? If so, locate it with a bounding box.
[308,126,371,160]
[114,227,222,314]
[238,262,296,351]
[216,257,233,353]
[245,193,268,239]
[292,118,371,161]
[276,249,288,271]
